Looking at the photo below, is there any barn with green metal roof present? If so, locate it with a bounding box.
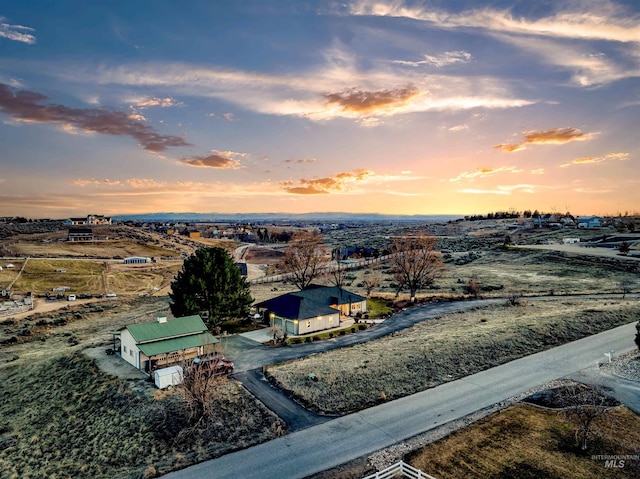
[116,314,219,373]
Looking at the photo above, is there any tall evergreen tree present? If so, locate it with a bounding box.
[169,247,253,327]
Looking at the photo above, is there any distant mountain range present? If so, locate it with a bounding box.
[113,212,464,224]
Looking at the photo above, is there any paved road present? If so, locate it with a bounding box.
[164,321,637,479]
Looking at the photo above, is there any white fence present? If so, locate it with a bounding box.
[248,254,393,285]
[363,461,436,479]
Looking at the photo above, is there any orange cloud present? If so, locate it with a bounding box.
[281,169,373,195]
[560,152,629,167]
[178,153,242,169]
[324,85,420,113]
[449,166,521,182]
[495,127,597,152]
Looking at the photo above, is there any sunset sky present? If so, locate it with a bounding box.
[1,0,639,218]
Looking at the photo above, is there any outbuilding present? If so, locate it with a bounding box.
[115,314,219,373]
[123,256,151,264]
[154,365,184,389]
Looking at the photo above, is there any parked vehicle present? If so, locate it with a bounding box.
[67,294,76,301]
[192,354,234,375]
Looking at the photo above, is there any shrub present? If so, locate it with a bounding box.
[351,328,356,333]
[305,337,312,343]
[339,331,345,336]
[358,324,367,331]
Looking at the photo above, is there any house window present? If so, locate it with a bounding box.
[129,349,133,357]
[329,317,333,324]
[123,346,127,353]
[306,320,311,328]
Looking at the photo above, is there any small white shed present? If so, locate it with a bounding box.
[154,365,183,389]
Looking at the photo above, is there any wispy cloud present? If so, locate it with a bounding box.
[281,169,374,194]
[448,124,468,132]
[496,33,640,87]
[132,97,178,108]
[459,184,543,195]
[0,83,190,152]
[0,16,36,44]
[560,151,629,167]
[284,157,316,164]
[348,1,640,43]
[54,53,534,124]
[449,166,522,182]
[494,127,598,152]
[393,51,472,68]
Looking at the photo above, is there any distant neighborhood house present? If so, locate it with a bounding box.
[67,228,93,242]
[65,214,112,225]
[577,216,602,228]
[255,285,367,335]
[115,314,219,373]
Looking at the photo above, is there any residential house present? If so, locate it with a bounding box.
[67,228,93,242]
[255,285,367,335]
[116,314,219,373]
[67,217,88,226]
[577,216,603,228]
[87,214,112,225]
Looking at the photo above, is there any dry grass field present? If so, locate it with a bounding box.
[9,238,181,259]
[0,354,285,479]
[327,248,640,303]
[266,298,640,415]
[0,297,286,479]
[5,259,183,298]
[406,403,640,478]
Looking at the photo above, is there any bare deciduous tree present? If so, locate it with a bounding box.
[280,231,329,290]
[617,279,635,299]
[176,355,231,439]
[362,270,381,297]
[464,278,481,298]
[557,383,616,450]
[390,234,446,303]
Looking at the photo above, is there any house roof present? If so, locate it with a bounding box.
[138,332,218,357]
[256,285,366,320]
[124,315,208,343]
